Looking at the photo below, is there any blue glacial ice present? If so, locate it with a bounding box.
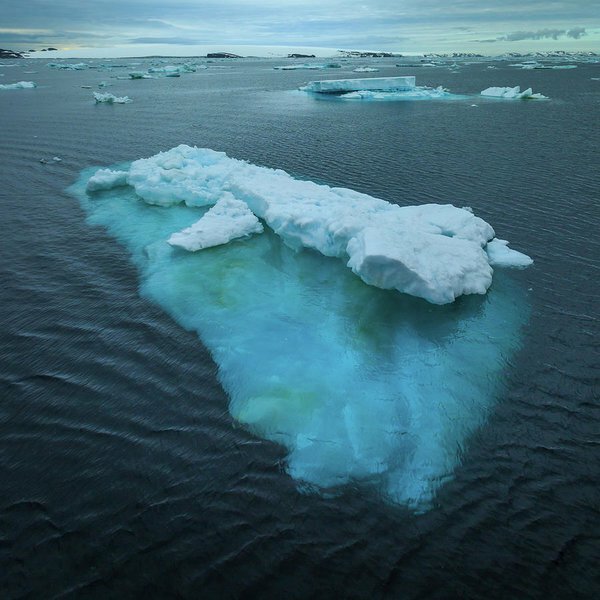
[70,146,532,509]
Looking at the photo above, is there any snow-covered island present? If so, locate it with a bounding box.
[85,145,532,305]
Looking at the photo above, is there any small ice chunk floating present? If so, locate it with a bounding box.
[0,81,36,90]
[93,92,132,104]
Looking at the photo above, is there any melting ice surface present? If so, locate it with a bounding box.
[71,148,531,509]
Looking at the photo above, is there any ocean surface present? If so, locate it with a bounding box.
[1,57,599,598]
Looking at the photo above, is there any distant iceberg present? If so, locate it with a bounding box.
[86,145,531,304]
[0,81,36,90]
[302,76,416,93]
[93,92,132,104]
[481,86,548,100]
[353,66,379,73]
[71,147,533,510]
[148,64,197,75]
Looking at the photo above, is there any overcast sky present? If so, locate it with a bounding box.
[2,0,599,54]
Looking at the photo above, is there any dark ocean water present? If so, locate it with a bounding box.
[0,58,599,598]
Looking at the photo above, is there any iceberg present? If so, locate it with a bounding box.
[70,152,532,509]
[129,71,153,79]
[148,64,196,75]
[0,81,36,90]
[302,76,416,94]
[274,63,340,70]
[87,145,530,305]
[93,92,132,104]
[480,86,548,100]
[353,66,379,73]
[168,194,263,251]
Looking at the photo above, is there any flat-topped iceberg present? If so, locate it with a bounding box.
[481,86,548,100]
[86,145,531,305]
[93,92,132,104]
[168,194,264,251]
[302,76,416,94]
[274,63,341,70]
[0,81,36,90]
[70,152,532,510]
[353,66,379,73]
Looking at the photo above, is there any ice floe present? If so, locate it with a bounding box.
[302,76,416,93]
[486,239,533,267]
[71,150,533,510]
[353,66,379,73]
[93,92,132,104]
[274,63,341,70]
[340,86,455,100]
[481,86,548,99]
[86,168,129,192]
[0,81,36,90]
[86,145,531,305]
[168,194,264,251]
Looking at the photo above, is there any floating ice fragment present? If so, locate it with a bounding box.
[301,76,416,93]
[353,66,379,73]
[93,92,132,104]
[70,156,532,510]
[481,86,547,99]
[0,81,36,90]
[339,86,455,101]
[94,145,531,304]
[486,238,533,267]
[168,194,263,251]
[86,168,129,192]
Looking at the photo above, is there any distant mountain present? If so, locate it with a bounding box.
[0,48,24,59]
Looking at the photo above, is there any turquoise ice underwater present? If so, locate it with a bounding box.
[71,162,529,510]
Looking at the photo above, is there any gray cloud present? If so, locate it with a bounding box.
[481,26,589,43]
[567,26,587,39]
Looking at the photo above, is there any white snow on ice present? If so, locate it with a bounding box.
[481,86,548,99]
[0,81,36,90]
[87,145,531,305]
[302,76,416,93]
[168,194,264,251]
[86,169,129,192]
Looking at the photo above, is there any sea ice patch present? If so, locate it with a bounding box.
[93,92,132,104]
[168,194,264,251]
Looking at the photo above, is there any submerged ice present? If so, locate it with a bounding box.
[72,147,532,509]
